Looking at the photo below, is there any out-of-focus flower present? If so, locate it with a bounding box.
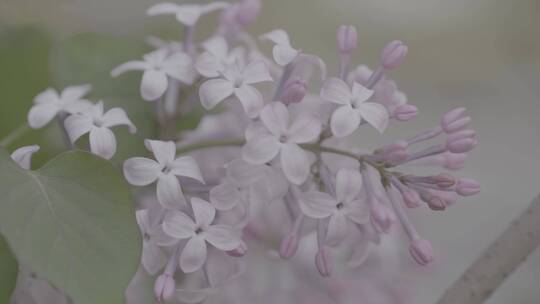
[260,29,300,66]
[147,2,230,26]
[10,145,40,170]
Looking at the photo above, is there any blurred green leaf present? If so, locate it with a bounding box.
[0,148,142,304]
[0,235,18,303]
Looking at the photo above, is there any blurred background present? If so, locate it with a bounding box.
[1,0,539,303]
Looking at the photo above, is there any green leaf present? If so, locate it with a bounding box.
[0,148,142,304]
[0,235,18,303]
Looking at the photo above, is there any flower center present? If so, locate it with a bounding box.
[195,227,204,235]
[93,118,104,127]
[279,135,288,143]
[161,165,172,174]
[336,202,344,210]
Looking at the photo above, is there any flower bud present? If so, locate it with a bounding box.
[446,129,477,153]
[443,152,467,170]
[154,274,175,302]
[370,203,394,233]
[409,238,434,266]
[315,247,333,277]
[279,233,299,259]
[236,0,262,26]
[381,40,408,70]
[226,241,248,257]
[427,195,446,211]
[402,188,421,208]
[433,173,455,188]
[441,107,471,133]
[337,25,358,55]
[280,78,307,105]
[456,178,480,196]
[394,104,418,121]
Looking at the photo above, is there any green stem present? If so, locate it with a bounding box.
[0,124,31,147]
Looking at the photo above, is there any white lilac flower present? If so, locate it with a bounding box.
[198,60,272,118]
[123,140,204,209]
[27,85,92,129]
[196,36,246,78]
[135,209,169,275]
[10,145,40,170]
[147,2,230,26]
[111,48,195,101]
[259,29,300,66]
[146,36,184,53]
[241,102,321,185]
[64,101,136,160]
[298,168,370,245]
[320,77,389,137]
[162,198,240,273]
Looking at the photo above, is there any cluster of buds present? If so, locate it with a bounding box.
[13,1,479,303]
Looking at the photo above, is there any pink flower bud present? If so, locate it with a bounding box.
[381,40,408,70]
[154,274,175,302]
[394,104,418,121]
[456,178,480,196]
[409,238,434,266]
[376,140,408,154]
[427,195,446,211]
[370,203,394,233]
[446,129,477,153]
[281,78,307,105]
[315,247,333,277]
[402,188,421,208]
[226,241,248,257]
[279,234,299,259]
[236,0,262,26]
[441,107,471,133]
[337,25,358,55]
[433,173,455,188]
[443,152,467,170]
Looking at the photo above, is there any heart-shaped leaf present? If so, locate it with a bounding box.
[0,235,18,303]
[0,148,141,304]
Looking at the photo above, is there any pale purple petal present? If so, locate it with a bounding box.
[199,79,234,110]
[351,82,374,104]
[196,52,223,78]
[145,139,176,166]
[111,60,149,77]
[205,225,240,251]
[62,100,93,114]
[163,210,196,239]
[27,103,60,129]
[202,36,228,57]
[157,174,185,209]
[180,236,207,273]
[141,70,168,101]
[89,127,117,159]
[242,61,273,84]
[33,88,59,104]
[209,181,242,211]
[200,2,230,14]
[147,3,181,16]
[358,102,389,133]
[320,77,352,105]
[234,85,264,118]
[260,29,291,46]
[170,156,204,183]
[162,52,196,84]
[330,105,361,137]
[287,114,321,144]
[60,84,92,101]
[344,200,370,224]
[298,191,335,219]
[225,159,266,187]
[326,213,348,245]
[336,168,363,203]
[175,5,203,26]
[241,135,280,164]
[123,157,160,186]
[10,145,40,170]
[280,143,310,185]
[260,102,289,137]
[63,114,93,143]
[191,197,216,226]
[273,45,299,66]
[102,107,137,133]
[142,243,168,275]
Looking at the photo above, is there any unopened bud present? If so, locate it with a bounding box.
[409,238,434,266]
[154,274,175,302]
[456,178,480,196]
[370,203,394,233]
[441,107,471,133]
[381,40,408,70]
[226,241,248,257]
[337,25,358,55]
[427,195,446,211]
[281,78,307,105]
[315,247,333,277]
[433,173,455,188]
[236,0,262,26]
[402,188,422,208]
[279,234,299,259]
[394,104,418,121]
[446,129,477,153]
[443,152,467,170]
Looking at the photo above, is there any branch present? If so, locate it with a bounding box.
[436,194,540,304]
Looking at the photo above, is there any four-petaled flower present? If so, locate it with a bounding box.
[123,140,204,209]
[242,102,321,185]
[27,85,92,129]
[196,36,245,78]
[199,60,272,118]
[163,198,241,273]
[147,2,230,26]
[321,77,389,137]
[260,29,300,66]
[64,101,137,160]
[298,168,370,245]
[111,49,195,101]
[135,209,170,275]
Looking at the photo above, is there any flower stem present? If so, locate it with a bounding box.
[436,194,540,304]
[0,124,30,147]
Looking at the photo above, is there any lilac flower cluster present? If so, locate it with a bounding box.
[14,0,479,302]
